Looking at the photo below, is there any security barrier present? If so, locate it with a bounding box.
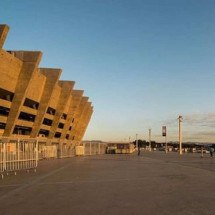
[38,145,57,160]
[59,145,75,158]
[38,144,75,159]
[83,142,107,156]
[75,146,84,156]
[107,143,135,154]
[0,138,38,179]
[0,144,6,177]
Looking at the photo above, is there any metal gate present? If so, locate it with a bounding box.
[0,138,38,179]
[83,142,107,155]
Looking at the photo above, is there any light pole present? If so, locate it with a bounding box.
[162,126,167,153]
[149,129,151,151]
[165,134,167,154]
[136,134,138,150]
[178,115,183,155]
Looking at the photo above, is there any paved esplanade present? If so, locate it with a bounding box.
[0,152,215,215]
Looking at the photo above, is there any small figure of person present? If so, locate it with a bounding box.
[201,147,203,158]
[209,147,214,157]
[138,146,141,156]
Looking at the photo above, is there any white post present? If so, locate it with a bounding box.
[165,135,167,153]
[149,129,151,151]
[98,143,101,154]
[178,115,183,155]
[136,134,138,150]
[201,147,203,158]
[17,138,20,170]
[36,138,38,167]
[3,142,6,171]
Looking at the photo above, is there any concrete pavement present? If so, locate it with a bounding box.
[0,151,215,215]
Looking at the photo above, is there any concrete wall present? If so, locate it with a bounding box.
[0,24,93,147]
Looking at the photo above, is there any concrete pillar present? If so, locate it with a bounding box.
[0,25,9,49]
[69,97,88,143]
[60,90,83,141]
[3,51,42,137]
[48,81,75,139]
[30,68,62,138]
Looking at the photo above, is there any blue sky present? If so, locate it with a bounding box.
[1,0,215,142]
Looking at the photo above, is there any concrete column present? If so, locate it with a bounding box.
[77,106,93,141]
[69,97,88,142]
[75,102,92,141]
[3,51,42,137]
[0,25,9,49]
[60,90,83,141]
[30,68,62,138]
[47,81,75,140]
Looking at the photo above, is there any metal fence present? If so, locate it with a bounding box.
[0,138,38,179]
[59,145,76,158]
[38,144,76,159]
[38,145,57,160]
[83,142,107,155]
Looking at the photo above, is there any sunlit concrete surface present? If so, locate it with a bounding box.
[0,151,215,215]
[0,24,93,145]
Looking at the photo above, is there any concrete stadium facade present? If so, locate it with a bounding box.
[0,24,93,147]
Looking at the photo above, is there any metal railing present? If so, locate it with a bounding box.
[59,145,76,158]
[38,145,57,160]
[0,138,38,179]
[83,142,107,156]
[38,144,76,159]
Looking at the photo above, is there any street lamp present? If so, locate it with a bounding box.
[136,134,138,150]
[178,115,183,155]
[149,129,151,151]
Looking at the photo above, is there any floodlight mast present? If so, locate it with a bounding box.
[149,129,151,151]
[136,134,138,150]
[178,115,183,155]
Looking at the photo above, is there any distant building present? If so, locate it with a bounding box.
[106,142,135,154]
[0,24,93,148]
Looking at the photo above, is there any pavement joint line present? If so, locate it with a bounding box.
[0,184,24,188]
[31,173,194,186]
[0,173,197,189]
[141,154,215,173]
[0,162,72,201]
[170,162,215,173]
[35,177,160,185]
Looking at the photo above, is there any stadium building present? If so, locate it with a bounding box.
[0,24,93,151]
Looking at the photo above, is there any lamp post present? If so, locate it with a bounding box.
[165,134,167,154]
[162,126,167,153]
[136,134,138,150]
[149,129,151,151]
[178,115,183,155]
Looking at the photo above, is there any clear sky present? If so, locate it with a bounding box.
[1,0,215,143]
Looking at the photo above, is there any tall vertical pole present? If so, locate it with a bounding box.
[36,138,38,167]
[149,129,151,151]
[178,115,183,155]
[17,137,20,170]
[98,142,101,155]
[162,126,167,153]
[165,135,167,153]
[136,134,138,150]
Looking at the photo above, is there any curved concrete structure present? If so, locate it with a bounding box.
[0,24,93,147]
